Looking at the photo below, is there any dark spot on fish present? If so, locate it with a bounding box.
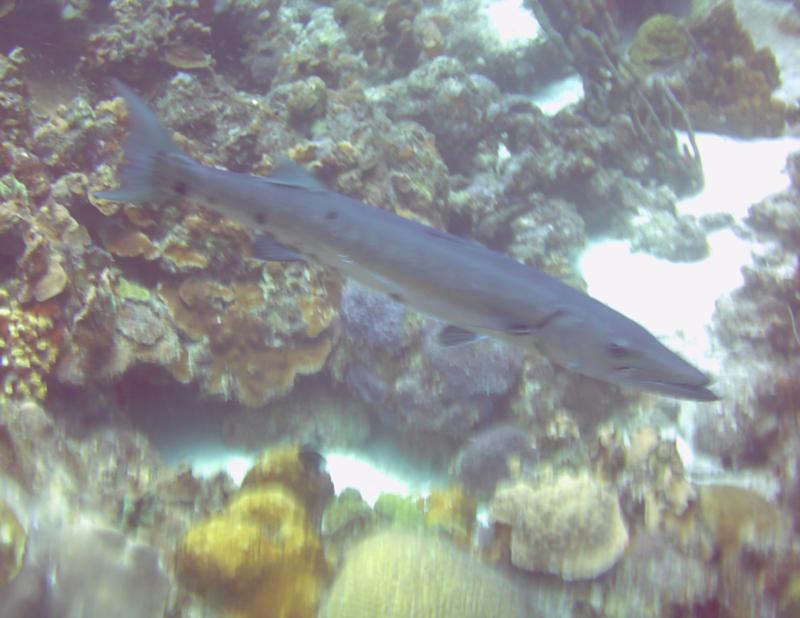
[173,181,189,196]
[389,292,403,303]
[254,212,267,225]
[325,211,338,220]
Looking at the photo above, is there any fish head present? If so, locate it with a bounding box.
[534,306,718,401]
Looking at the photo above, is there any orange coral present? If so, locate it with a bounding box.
[162,241,209,270]
[161,277,334,407]
[103,229,159,259]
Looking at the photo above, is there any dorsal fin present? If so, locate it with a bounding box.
[265,156,327,192]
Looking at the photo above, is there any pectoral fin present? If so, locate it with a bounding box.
[437,325,484,346]
[265,156,328,192]
[251,235,305,262]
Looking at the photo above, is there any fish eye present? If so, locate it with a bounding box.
[607,341,631,358]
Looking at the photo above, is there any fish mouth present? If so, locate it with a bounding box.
[634,378,719,402]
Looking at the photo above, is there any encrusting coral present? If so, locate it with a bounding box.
[160,275,336,407]
[177,445,333,617]
[490,471,629,580]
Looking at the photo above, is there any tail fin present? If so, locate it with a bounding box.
[94,79,187,204]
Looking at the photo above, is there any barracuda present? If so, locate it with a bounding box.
[95,80,718,401]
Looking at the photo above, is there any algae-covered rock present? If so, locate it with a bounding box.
[0,498,26,588]
[490,473,628,580]
[319,531,527,618]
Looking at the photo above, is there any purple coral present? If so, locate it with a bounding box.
[340,280,408,350]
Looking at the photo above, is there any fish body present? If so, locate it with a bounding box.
[96,80,718,401]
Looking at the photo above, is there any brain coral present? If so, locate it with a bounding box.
[319,531,526,618]
[490,472,628,581]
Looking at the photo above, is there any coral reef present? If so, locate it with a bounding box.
[525,0,704,194]
[592,423,697,534]
[0,498,26,588]
[0,295,61,401]
[178,445,333,618]
[177,485,326,617]
[319,531,528,618]
[0,399,219,615]
[221,379,372,452]
[452,423,537,498]
[240,444,334,522]
[160,275,335,407]
[332,281,525,438]
[605,533,717,617]
[673,2,794,137]
[320,487,376,566]
[0,520,171,618]
[696,484,795,618]
[423,485,477,546]
[707,160,800,469]
[0,47,29,146]
[490,472,629,580]
[0,3,797,615]
[370,55,501,172]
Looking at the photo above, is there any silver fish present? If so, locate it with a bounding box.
[95,80,718,401]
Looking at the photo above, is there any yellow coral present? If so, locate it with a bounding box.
[423,485,476,546]
[0,297,60,401]
[178,482,327,616]
[242,444,334,515]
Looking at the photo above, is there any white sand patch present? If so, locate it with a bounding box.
[186,449,255,485]
[485,0,541,46]
[579,133,800,365]
[531,74,585,115]
[324,451,433,506]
